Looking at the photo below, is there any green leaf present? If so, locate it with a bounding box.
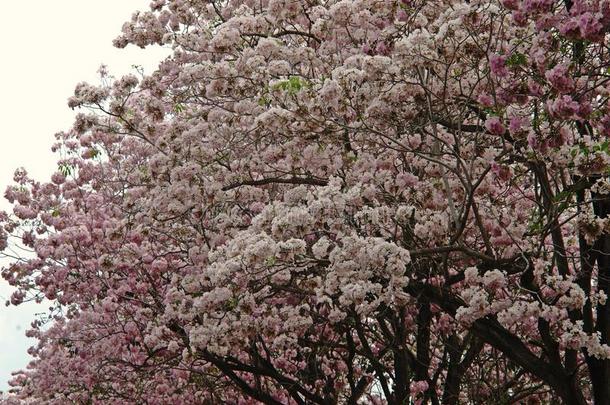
[265,256,276,267]
[574,143,590,157]
[506,52,527,67]
[58,163,74,176]
[258,95,270,106]
[224,297,238,311]
[89,147,100,159]
[527,208,544,234]
[272,76,309,95]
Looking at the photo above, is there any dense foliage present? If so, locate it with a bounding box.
[2,0,610,403]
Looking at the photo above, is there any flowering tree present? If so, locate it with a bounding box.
[2,0,610,403]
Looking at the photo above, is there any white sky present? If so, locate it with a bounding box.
[0,1,170,392]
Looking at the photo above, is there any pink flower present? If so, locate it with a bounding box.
[500,0,520,10]
[509,116,527,134]
[477,93,494,107]
[558,18,581,39]
[578,101,592,119]
[489,54,509,77]
[512,10,528,26]
[528,79,543,97]
[397,9,408,22]
[491,162,512,181]
[599,115,610,137]
[13,205,37,220]
[375,41,389,55]
[578,12,604,41]
[545,64,574,93]
[523,0,554,13]
[546,95,580,119]
[410,380,429,396]
[485,117,506,135]
[396,172,419,187]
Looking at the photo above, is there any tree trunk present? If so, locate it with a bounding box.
[591,194,610,405]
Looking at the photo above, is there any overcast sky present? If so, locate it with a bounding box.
[0,1,169,391]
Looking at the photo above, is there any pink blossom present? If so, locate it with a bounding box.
[579,13,604,41]
[528,79,543,97]
[489,54,509,77]
[1,1,609,403]
[544,63,574,93]
[410,380,429,396]
[558,17,581,38]
[523,0,554,13]
[485,117,506,135]
[477,93,494,107]
[512,10,528,26]
[546,95,580,119]
[500,0,520,10]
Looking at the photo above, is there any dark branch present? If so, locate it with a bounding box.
[222,176,328,191]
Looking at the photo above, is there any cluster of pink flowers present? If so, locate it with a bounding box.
[2,0,610,404]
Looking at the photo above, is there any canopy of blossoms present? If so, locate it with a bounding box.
[1,0,610,404]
